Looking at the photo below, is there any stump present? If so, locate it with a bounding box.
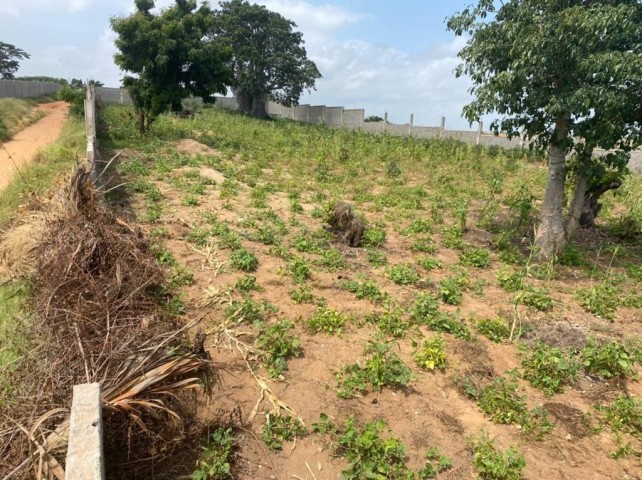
[327,201,365,247]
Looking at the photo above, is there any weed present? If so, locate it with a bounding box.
[262,414,307,450]
[459,247,491,268]
[426,312,472,340]
[496,268,524,292]
[386,264,420,285]
[596,394,642,437]
[226,297,278,326]
[626,264,642,282]
[441,225,464,249]
[191,427,235,480]
[410,293,440,323]
[406,218,433,235]
[469,432,526,480]
[520,342,580,395]
[230,248,259,272]
[336,341,412,398]
[255,225,279,245]
[318,248,347,271]
[169,265,195,288]
[417,256,441,271]
[151,244,176,266]
[413,336,448,371]
[256,321,302,378]
[289,284,315,304]
[411,238,436,253]
[367,248,388,267]
[475,319,510,343]
[307,307,347,335]
[212,223,243,250]
[558,244,585,266]
[582,339,639,379]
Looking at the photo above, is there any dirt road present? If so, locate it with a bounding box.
[0,101,70,191]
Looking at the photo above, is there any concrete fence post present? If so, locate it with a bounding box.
[440,117,446,138]
[476,121,483,145]
[65,383,104,480]
[383,112,388,133]
[409,114,414,136]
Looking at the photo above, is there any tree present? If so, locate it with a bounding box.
[111,0,232,132]
[447,1,642,260]
[0,42,30,79]
[209,0,321,118]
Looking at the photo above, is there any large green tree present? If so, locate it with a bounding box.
[209,0,321,118]
[0,42,30,79]
[111,0,232,132]
[448,1,642,260]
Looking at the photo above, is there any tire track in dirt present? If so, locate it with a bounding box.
[0,101,70,191]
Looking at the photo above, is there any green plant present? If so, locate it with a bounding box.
[425,311,472,340]
[363,227,387,247]
[289,284,314,304]
[413,336,448,371]
[440,225,464,249]
[307,307,347,335]
[386,264,420,285]
[596,394,642,437]
[576,282,620,320]
[262,414,307,450]
[439,276,463,305]
[469,432,526,480]
[557,244,585,266]
[256,321,302,378]
[411,238,436,253]
[288,256,311,283]
[151,244,177,266]
[475,319,509,343]
[410,293,440,323]
[582,339,639,379]
[230,248,259,272]
[366,307,409,338]
[521,342,580,395]
[496,268,524,292]
[520,286,553,311]
[341,279,385,303]
[169,265,195,288]
[226,297,278,326]
[191,427,235,480]
[235,275,260,293]
[417,256,441,271]
[336,342,412,398]
[367,248,388,267]
[333,417,415,480]
[418,447,453,479]
[459,246,491,268]
[318,248,346,271]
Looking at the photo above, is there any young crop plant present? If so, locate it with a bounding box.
[287,256,311,283]
[256,321,302,378]
[596,394,642,437]
[255,225,280,245]
[363,227,387,248]
[212,223,243,250]
[411,237,436,254]
[475,318,509,343]
[318,248,347,271]
[405,218,433,235]
[386,263,420,285]
[307,307,348,335]
[191,427,235,480]
[439,276,464,306]
[576,281,620,320]
[289,284,315,304]
[341,278,385,303]
[262,413,308,450]
[229,248,259,272]
[367,248,388,267]
[469,432,526,480]
[519,286,553,311]
[496,267,524,292]
[417,255,441,271]
[226,297,278,326]
[582,339,640,380]
[418,447,453,479]
[410,292,440,323]
[336,341,412,398]
[168,265,195,288]
[235,274,261,293]
[413,336,448,371]
[440,225,465,249]
[426,311,472,341]
[366,307,409,338]
[459,246,491,268]
[520,342,580,395]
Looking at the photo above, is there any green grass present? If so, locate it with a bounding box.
[0,97,51,143]
[0,116,85,227]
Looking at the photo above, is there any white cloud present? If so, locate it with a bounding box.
[256,0,363,32]
[0,0,98,15]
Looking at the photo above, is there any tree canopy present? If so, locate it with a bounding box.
[448,0,642,259]
[0,42,30,79]
[111,0,232,132]
[209,0,321,118]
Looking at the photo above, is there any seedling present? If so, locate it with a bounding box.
[289,284,315,304]
[521,342,580,395]
[582,339,639,379]
[459,246,491,268]
[475,318,509,343]
[191,427,235,480]
[413,336,447,371]
[262,414,307,450]
[386,264,420,285]
[469,432,525,480]
[230,248,258,272]
[307,307,347,335]
[256,321,302,378]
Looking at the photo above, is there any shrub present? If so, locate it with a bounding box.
[521,342,580,395]
[582,339,639,379]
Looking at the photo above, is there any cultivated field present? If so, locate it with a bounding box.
[7,102,642,479]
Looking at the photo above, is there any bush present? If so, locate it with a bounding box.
[521,342,580,395]
[58,84,85,117]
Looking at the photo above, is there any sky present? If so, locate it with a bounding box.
[1,0,482,129]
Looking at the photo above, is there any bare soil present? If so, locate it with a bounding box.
[0,101,69,191]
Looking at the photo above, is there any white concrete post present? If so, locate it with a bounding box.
[440,116,446,138]
[384,112,388,133]
[66,383,104,480]
[409,114,414,136]
[476,121,483,145]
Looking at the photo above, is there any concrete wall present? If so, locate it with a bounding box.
[343,109,365,129]
[308,105,325,124]
[0,79,61,98]
[324,107,343,126]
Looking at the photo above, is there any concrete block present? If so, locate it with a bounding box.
[66,383,104,480]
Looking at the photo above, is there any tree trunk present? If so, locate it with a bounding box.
[251,96,268,119]
[564,173,589,241]
[232,88,252,115]
[137,110,146,134]
[579,180,622,227]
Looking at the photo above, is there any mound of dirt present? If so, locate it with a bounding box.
[174,139,220,157]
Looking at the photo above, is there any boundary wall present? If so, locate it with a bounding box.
[0,79,61,98]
